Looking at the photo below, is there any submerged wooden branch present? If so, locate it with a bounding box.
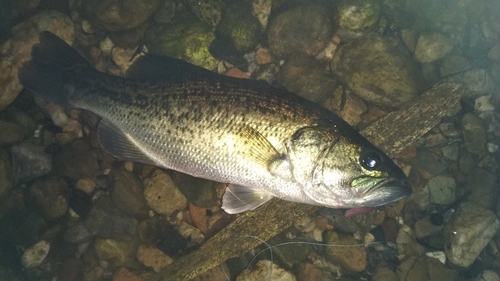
[153,82,463,281]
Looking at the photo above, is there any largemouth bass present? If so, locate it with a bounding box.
[19,31,411,214]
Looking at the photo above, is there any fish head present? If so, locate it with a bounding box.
[285,126,411,209]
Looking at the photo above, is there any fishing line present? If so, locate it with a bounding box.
[220,234,392,281]
[220,234,274,281]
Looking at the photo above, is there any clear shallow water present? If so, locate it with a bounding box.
[0,0,499,280]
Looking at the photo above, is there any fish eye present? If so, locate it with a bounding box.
[360,150,382,170]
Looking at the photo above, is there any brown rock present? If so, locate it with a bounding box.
[255,47,272,65]
[53,139,99,181]
[29,177,69,221]
[223,67,250,79]
[296,262,322,281]
[324,231,366,272]
[84,266,105,281]
[0,120,25,144]
[76,177,96,194]
[94,237,140,267]
[381,218,400,243]
[112,267,141,281]
[0,148,13,201]
[189,203,209,234]
[144,169,187,216]
[57,257,83,281]
[84,0,160,32]
[136,244,173,272]
[338,92,368,127]
[372,266,398,281]
[111,169,150,219]
[359,105,387,129]
[267,4,334,57]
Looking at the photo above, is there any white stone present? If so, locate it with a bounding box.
[475,95,495,112]
[21,240,50,269]
[444,202,500,267]
[237,260,296,281]
[426,251,446,264]
[487,143,499,153]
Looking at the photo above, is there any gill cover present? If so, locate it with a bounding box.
[284,127,338,186]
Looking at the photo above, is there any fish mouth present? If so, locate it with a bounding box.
[361,178,412,207]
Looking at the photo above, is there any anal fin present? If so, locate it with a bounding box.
[97,119,157,166]
[222,184,273,214]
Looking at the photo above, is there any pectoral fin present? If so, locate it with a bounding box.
[97,119,157,166]
[222,184,273,214]
[237,126,294,180]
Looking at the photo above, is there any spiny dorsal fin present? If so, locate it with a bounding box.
[125,54,220,81]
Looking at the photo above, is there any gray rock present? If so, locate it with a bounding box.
[12,142,52,183]
[414,32,454,63]
[420,62,441,84]
[444,202,500,268]
[465,168,498,209]
[438,121,461,137]
[410,148,449,176]
[0,120,25,144]
[414,216,444,239]
[110,169,150,219]
[440,143,459,161]
[317,208,358,234]
[182,0,224,28]
[331,33,426,108]
[426,255,462,281]
[64,221,93,244]
[53,139,99,181]
[84,0,160,31]
[427,174,455,205]
[144,169,187,216]
[267,235,312,270]
[267,4,333,57]
[458,148,477,174]
[491,62,500,84]
[335,0,381,32]
[217,2,261,53]
[461,113,486,156]
[278,55,337,103]
[446,69,496,98]
[144,12,217,70]
[474,270,500,281]
[84,194,137,239]
[3,106,37,132]
[34,98,68,127]
[0,148,13,201]
[94,236,141,267]
[439,55,471,77]
[29,177,69,221]
[488,41,500,61]
[401,0,485,33]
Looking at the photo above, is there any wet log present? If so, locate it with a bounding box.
[153,82,463,281]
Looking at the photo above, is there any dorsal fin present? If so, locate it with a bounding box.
[125,54,220,81]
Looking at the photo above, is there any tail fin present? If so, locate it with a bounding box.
[18,31,93,107]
